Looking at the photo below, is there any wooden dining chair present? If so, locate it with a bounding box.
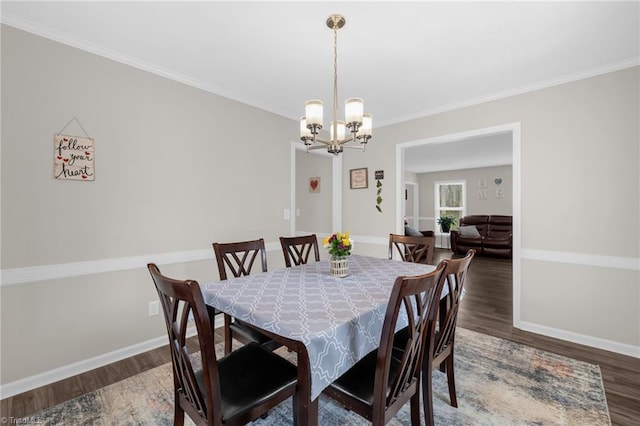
[394,249,475,425]
[212,238,281,355]
[388,233,436,265]
[279,234,320,267]
[147,263,297,426]
[322,262,446,425]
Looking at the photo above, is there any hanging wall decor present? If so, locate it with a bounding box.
[53,117,95,181]
[309,177,321,193]
[375,170,383,212]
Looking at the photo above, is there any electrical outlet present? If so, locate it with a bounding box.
[148,300,160,317]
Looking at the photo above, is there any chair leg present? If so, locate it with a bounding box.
[422,363,435,426]
[174,392,185,426]
[410,391,421,426]
[445,354,458,407]
[224,314,232,355]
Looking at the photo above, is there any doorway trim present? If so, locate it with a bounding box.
[394,123,522,328]
[403,181,419,228]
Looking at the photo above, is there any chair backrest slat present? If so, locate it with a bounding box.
[213,239,267,281]
[279,234,320,267]
[148,263,222,424]
[388,233,436,265]
[434,249,475,357]
[373,262,446,411]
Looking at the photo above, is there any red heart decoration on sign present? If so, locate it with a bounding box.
[63,158,69,162]
[63,138,68,141]
[57,156,63,160]
[82,175,87,179]
[310,179,318,190]
[85,151,91,156]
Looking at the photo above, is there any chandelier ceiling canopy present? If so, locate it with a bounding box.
[300,14,372,155]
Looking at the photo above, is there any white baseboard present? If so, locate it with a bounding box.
[517,320,640,358]
[2,242,638,398]
[0,317,223,399]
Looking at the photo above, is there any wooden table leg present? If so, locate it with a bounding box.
[294,345,318,426]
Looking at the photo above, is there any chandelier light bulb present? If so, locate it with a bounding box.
[345,98,363,127]
[300,117,312,141]
[360,113,373,138]
[305,100,323,128]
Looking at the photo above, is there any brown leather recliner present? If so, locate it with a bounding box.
[450,215,512,258]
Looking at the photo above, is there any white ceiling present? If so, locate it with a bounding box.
[2,1,638,172]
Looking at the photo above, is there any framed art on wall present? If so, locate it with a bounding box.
[350,168,368,189]
[309,177,320,193]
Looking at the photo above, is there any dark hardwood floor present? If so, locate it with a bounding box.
[2,250,639,424]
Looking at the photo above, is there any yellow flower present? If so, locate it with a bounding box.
[323,236,330,245]
[342,238,350,246]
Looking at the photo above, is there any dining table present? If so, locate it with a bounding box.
[200,254,438,426]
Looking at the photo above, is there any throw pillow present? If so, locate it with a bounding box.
[458,225,481,238]
[405,225,423,237]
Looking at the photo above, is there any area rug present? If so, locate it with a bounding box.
[24,328,610,425]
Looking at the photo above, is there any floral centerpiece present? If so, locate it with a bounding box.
[323,231,353,278]
[323,231,353,259]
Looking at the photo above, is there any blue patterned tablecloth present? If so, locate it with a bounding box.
[201,255,436,400]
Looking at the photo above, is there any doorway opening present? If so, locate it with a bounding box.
[395,123,521,328]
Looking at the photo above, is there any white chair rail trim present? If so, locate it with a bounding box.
[3,241,638,287]
[520,249,640,271]
[0,242,283,287]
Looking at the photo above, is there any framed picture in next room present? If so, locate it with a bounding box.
[350,168,368,189]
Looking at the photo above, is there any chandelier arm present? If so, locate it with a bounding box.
[336,134,357,146]
[342,145,366,151]
[307,144,330,151]
[311,137,332,145]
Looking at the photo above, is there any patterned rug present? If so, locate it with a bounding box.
[24,328,610,425]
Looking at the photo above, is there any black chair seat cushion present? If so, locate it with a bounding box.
[230,320,280,348]
[393,326,441,355]
[195,342,296,421]
[327,349,400,407]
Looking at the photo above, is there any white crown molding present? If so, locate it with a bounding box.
[379,58,640,127]
[0,13,289,121]
[2,12,637,127]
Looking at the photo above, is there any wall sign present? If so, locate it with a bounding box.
[54,134,95,181]
[350,168,368,189]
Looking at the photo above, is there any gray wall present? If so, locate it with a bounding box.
[1,26,296,384]
[416,165,513,231]
[295,150,332,234]
[2,25,639,392]
[341,66,639,353]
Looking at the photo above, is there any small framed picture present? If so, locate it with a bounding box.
[350,168,368,189]
[309,177,320,193]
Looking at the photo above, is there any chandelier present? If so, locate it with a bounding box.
[300,14,372,155]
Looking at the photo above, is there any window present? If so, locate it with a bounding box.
[434,181,466,231]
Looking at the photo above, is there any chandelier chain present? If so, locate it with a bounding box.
[332,25,338,145]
